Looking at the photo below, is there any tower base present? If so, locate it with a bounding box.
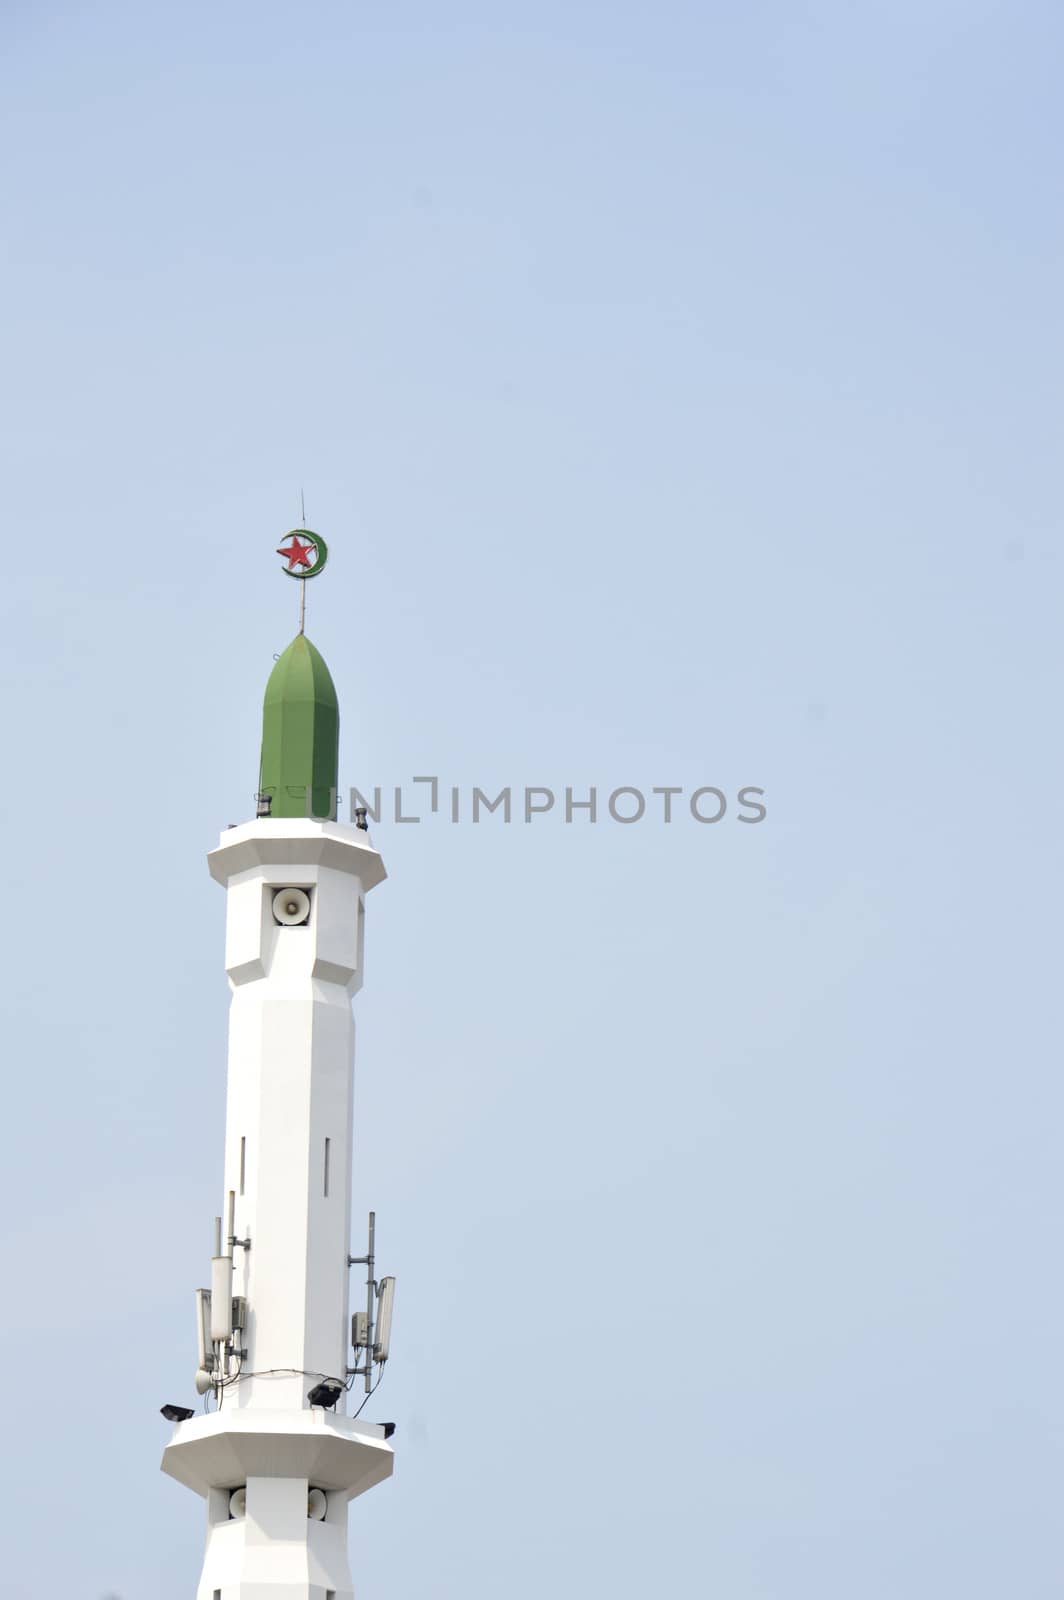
[162,1410,393,1600]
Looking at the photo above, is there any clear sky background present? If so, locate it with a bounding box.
[1,3,1061,1596]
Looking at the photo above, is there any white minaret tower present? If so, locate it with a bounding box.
[162,535,395,1599]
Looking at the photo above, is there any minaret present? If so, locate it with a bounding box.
[162,538,394,1599]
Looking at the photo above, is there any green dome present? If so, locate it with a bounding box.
[258,634,339,820]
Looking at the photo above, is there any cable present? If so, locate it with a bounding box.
[350,1367,384,1420]
[224,1366,346,1386]
[199,1362,378,1413]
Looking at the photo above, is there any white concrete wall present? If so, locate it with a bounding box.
[166,819,390,1599]
[222,866,361,1411]
[196,1478,355,1599]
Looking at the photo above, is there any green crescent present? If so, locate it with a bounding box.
[281,529,328,579]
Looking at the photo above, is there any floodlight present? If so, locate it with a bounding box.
[160,1403,195,1423]
[307,1378,343,1409]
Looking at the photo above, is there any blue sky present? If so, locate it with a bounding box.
[1,3,1061,1595]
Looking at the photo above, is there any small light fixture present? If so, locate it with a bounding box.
[160,1403,195,1422]
[256,792,273,818]
[354,806,369,832]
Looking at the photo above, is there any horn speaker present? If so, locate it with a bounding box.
[272,887,311,926]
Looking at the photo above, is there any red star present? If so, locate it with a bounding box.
[277,535,315,570]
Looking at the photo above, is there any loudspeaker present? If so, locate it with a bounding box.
[307,1488,328,1521]
[229,1487,247,1518]
[272,887,311,926]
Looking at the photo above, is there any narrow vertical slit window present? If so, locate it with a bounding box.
[323,1137,331,1198]
[239,1136,246,1196]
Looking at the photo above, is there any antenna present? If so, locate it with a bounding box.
[373,1277,396,1363]
[211,1248,233,1343]
[348,1212,397,1394]
[195,1288,211,1372]
[363,1211,375,1394]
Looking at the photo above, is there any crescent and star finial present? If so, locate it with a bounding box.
[276,526,328,634]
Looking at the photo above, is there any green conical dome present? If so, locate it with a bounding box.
[259,634,339,820]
